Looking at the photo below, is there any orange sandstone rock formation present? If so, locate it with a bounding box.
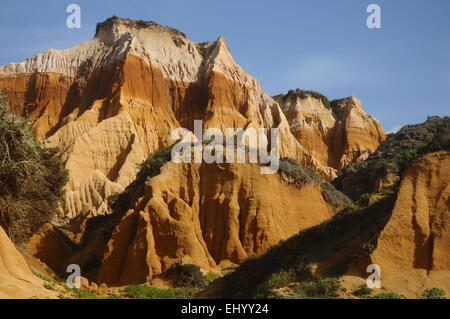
[345,150,450,296]
[273,91,386,170]
[69,159,346,286]
[0,226,57,298]
[0,17,385,220]
[370,150,450,278]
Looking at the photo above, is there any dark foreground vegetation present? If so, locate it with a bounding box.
[0,90,68,243]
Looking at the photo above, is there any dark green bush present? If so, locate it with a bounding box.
[394,146,420,170]
[371,292,404,299]
[123,285,194,299]
[169,262,205,288]
[361,243,376,257]
[255,270,292,298]
[294,89,331,109]
[69,288,98,299]
[352,284,373,297]
[295,277,340,299]
[333,116,449,201]
[0,90,68,243]
[279,157,350,208]
[279,157,319,185]
[422,288,446,299]
[108,147,172,212]
[204,272,221,286]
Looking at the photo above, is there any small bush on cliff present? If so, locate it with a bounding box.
[68,288,98,299]
[108,147,172,213]
[352,284,373,298]
[279,157,319,185]
[295,277,340,299]
[292,89,332,109]
[204,272,221,286]
[168,262,205,288]
[422,288,446,299]
[361,243,376,257]
[255,270,292,298]
[278,157,350,209]
[333,116,449,201]
[0,90,68,243]
[123,285,195,299]
[371,292,405,299]
[394,146,420,169]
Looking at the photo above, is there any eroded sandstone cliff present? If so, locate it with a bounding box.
[0,17,385,219]
[57,153,348,286]
[0,226,56,298]
[345,150,450,297]
[196,119,449,298]
[369,150,450,276]
[273,90,386,170]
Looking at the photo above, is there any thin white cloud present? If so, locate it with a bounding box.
[286,53,393,90]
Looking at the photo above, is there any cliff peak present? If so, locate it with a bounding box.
[94,16,187,39]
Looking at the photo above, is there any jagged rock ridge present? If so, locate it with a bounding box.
[0,17,386,219]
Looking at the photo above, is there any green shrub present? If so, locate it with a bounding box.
[395,146,420,169]
[108,147,172,212]
[123,285,194,299]
[278,157,350,208]
[278,157,319,185]
[255,270,292,298]
[295,277,340,299]
[0,90,68,243]
[221,265,238,276]
[422,288,446,299]
[371,292,404,299]
[361,243,376,257]
[322,258,352,277]
[169,262,205,288]
[291,89,331,109]
[204,272,221,286]
[352,284,373,297]
[70,289,98,299]
[333,116,449,201]
[359,193,370,205]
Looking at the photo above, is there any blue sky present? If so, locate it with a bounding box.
[1,0,449,132]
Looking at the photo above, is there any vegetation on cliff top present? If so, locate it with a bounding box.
[274,89,333,109]
[333,116,449,200]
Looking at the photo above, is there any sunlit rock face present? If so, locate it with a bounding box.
[273,91,386,171]
[0,226,57,298]
[0,17,384,220]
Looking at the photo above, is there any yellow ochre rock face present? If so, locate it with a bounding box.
[371,150,450,278]
[95,160,340,286]
[274,92,386,170]
[0,17,385,219]
[0,226,57,298]
[345,150,450,297]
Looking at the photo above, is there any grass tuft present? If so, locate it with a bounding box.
[123,285,195,299]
